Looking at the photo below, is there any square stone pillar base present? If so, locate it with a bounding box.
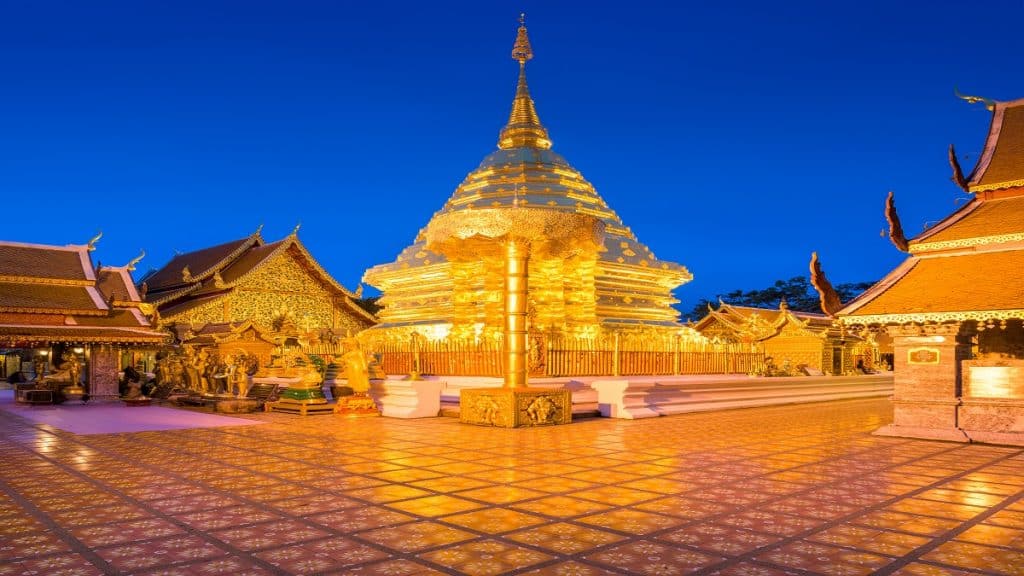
[460,387,571,428]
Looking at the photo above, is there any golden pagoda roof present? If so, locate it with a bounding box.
[967,97,1024,193]
[368,19,690,282]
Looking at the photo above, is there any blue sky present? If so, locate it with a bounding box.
[2,1,1020,312]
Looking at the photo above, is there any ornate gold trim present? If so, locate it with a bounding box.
[910,232,1024,253]
[0,275,93,287]
[840,309,1024,326]
[969,178,1024,193]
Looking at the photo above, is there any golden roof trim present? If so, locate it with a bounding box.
[910,232,1024,253]
[0,275,93,287]
[969,178,1024,193]
[839,309,1024,326]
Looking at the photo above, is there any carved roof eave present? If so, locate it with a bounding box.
[146,282,205,306]
[838,309,1024,327]
[0,325,169,344]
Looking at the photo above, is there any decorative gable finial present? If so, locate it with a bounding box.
[948,144,969,192]
[885,191,909,253]
[87,230,103,251]
[291,222,301,236]
[126,249,145,271]
[182,265,193,283]
[954,87,995,111]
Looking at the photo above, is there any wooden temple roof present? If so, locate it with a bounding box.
[0,240,167,345]
[0,283,106,315]
[967,97,1024,193]
[142,234,261,293]
[0,241,94,283]
[839,96,1024,325]
[696,301,841,342]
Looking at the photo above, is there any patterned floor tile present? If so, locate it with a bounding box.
[577,508,684,535]
[351,558,447,575]
[659,523,783,556]
[385,494,486,517]
[506,521,626,554]
[357,520,477,553]
[806,523,931,556]
[512,495,615,518]
[254,537,389,573]
[584,539,724,574]
[417,538,551,575]
[754,540,893,575]
[454,485,549,505]
[96,534,228,572]
[441,507,548,534]
[921,540,1024,574]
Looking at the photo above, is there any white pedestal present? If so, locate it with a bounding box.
[590,380,659,419]
[370,379,443,418]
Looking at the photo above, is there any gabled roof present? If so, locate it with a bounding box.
[148,232,376,324]
[143,234,262,293]
[0,283,107,315]
[967,97,1024,193]
[0,240,95,283]
[97,266,143,305]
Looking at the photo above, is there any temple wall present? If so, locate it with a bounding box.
[762,336,824,372]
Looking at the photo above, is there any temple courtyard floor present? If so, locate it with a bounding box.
[0,397,1022,576]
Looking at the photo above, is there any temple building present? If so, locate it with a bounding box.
[362,19,692,374]
[695,300,881,375]
[0,238,167,400]
[831,95,1024,445]
[143,228,376,343]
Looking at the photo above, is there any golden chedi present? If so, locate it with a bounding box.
[363,17,692,361]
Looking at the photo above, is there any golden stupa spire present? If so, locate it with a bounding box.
[498,14,552,150]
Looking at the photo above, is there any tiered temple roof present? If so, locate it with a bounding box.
[364,19,691,333]
[0,240,167,345]
[839,97,1024,325]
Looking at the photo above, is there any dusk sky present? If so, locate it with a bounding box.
[3,1,1021,314]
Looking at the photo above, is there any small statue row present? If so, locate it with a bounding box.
[135,347,259,398]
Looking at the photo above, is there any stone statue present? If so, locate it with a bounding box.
[32,356,47,382]
[63,353,81,388]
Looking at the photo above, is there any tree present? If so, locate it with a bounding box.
[683,277,875,321]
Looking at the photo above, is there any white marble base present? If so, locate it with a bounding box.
[370,378,443,418]
[591,375,894,419]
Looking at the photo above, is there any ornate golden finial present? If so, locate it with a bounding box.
[87,231,103,251]
[512,13,533,63]
[885,191,910,252]
[354,283,364,298]
[254,223,264,237]
[954,87,995,111]
[213,270,226,289]
[498,15,551,150]
[182,265,193,283]
[126,249,145,271]
[291,222,301,236]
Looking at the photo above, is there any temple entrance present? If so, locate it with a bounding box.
[832,347,843,375]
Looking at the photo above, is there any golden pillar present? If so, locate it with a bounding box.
[505,239,529,388]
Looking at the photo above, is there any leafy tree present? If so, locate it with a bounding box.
[683,277,875,321]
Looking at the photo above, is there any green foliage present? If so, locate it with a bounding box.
[685,276,875,321]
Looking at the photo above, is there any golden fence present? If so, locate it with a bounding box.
[314,337,763,378]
